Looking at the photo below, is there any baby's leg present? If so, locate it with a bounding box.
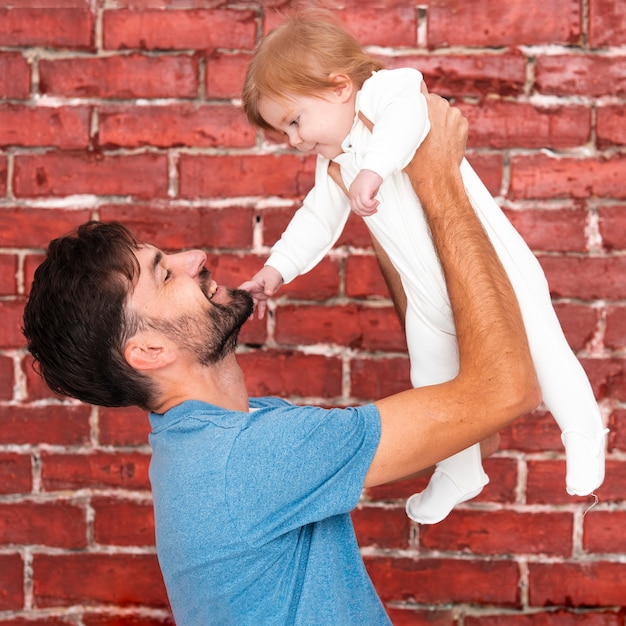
[404,311,489,524]
[461,159,608,495]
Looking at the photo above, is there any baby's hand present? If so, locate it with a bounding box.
[349,169,383,217]
[238,266,284,320]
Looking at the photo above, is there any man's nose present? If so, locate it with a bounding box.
[172,249,207,277]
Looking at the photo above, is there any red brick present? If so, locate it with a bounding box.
[553,302,600,351]
[598,204,626,251]
[0,105,90,149]
[535,55,626,97]
[264,6,417,47]
[98,104,254,149]
[103,9,256,51]
[0,155,6,196]
[83,614,174,626]
[99,406,150,447]
[206,52,250,99]
[365,455,515,506]
[178,153,315,199]
[0,300,27,349]
[238,349,343,399]
[0,208,92,249]
[583,358,626,402]
[605,306,626,351]
[0,52,30,98]
[41,451,151,491]
[0,553,23,610]
[350,356,411,400]
[528,459,623,504]
[589,0,626,47]
[0,453,32,495]
[584,510,626,553]
[0,502,86,548]
[14,153,168,199]
[0,404,90,445]
[386,607,454,626]
[500,410,563,452]
[503,207,588,253]
[610,409,626,451]
[345,254,393,299]
[39,54,198,99]
[597,105,626,148]
[92,498,155,547]
[421,511,573,556]
[0,355,14,401]
[387,53,527,99]
[33,553,167,607]
[427,0,581,47]
[510,154,626,200]
[0,253,16,295]
[539,256,626,300]
[352,504,411,550]
[459,101,591,149]
[100,204,255,250]
[365,556,520,604]
[467,611,621,625]
[275,304,407,352]
[529,561,626,606]
[0,8,95,49]
[466,152,503,196]
[21,353,67,402]
[336,7,417,47]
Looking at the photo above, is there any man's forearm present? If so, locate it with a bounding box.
[406,100,539,420]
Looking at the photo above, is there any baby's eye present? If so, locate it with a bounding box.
[289,117,299,127]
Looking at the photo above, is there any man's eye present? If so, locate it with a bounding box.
[164,270,172,281]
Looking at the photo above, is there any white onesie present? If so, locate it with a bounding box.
[266,68,607,522]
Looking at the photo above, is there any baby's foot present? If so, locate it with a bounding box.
[562,428,609,496]
[406,468,489,524]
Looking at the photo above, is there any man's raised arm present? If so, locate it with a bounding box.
[365,95,540,488]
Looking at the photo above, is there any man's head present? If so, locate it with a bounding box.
[23,221,253,411]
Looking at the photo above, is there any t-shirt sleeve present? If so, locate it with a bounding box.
[225,402,380,546]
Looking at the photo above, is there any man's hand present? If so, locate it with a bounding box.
[404,93,468,196]
[349,169,382,216]
[238,266,284,320]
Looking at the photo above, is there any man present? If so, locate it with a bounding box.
[23,94,540,625]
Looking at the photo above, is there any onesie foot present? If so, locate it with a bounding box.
[562,428,609,496]
[405,468,489,525]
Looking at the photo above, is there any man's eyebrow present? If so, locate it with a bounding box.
[150,250,163,281]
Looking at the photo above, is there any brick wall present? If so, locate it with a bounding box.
[0,0,625,623]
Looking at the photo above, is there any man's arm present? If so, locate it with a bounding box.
[365,95,540,488]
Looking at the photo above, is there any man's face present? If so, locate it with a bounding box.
[128,245,254,364]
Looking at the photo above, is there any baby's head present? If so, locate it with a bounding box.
[243,9,383,131]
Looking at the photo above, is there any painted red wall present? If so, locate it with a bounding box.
[1,0,625,623]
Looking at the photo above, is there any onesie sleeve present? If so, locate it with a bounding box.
[226,401,381,547]
[357,68,430,179]
[265,157,351,284]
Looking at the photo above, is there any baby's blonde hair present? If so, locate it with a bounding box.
[243,9,384,131]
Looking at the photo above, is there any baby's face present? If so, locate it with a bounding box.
[258,87,356,160]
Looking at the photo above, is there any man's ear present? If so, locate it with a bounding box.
[329,72,354,102]
[124,333,176,371]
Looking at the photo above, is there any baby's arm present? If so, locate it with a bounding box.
[239,265,284,320]
[349,169,383,216]
[357,68,430,182]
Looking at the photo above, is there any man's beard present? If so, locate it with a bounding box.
[197,287,254,364]
[149,285,254,365]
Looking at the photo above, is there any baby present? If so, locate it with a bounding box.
[240,10,608,524]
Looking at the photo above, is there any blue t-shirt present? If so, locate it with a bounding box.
[148,397,390,626]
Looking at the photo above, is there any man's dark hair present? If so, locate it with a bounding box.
[23,221,157,409]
